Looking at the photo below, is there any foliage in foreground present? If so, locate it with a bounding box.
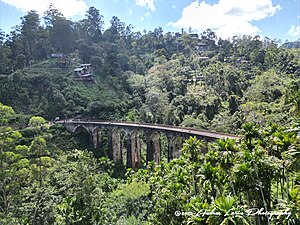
[0,102,299,224]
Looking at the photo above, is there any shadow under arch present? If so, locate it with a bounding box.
[126,129,145,169]
[146,131,161,165]
[73,125,90,134]
[90,126,110,158]
[168,135,184,160]
[73,125,93,150]
[159,132,169,163]
[146,131,185,164]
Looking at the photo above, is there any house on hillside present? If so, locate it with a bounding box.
[51,53,71,67]
[189,33,199,39]
[74,64,95,82]
[196,42,208,51]
[79,64,93,73]
[59,56,71,67]
[186,75,205,83]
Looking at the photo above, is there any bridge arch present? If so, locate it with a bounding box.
[73,125,90,134]
[90,126,142,168]
[72,125,93,149]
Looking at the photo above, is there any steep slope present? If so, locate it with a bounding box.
[0,58,131,120]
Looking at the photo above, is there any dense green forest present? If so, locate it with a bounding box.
[1,4,300,225]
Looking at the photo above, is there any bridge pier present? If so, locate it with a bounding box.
[130,131,141,169]
[113,129,122,161]
[125,134,132,168]
[107,128,122,161]
[167,135,174,162]
[146,132,161,165]
[152,133,161,164]
[145,132,153,162]
[167,135,183,162]
[173,136,183,158]
[92,130,101,148]
[107,129,113,160]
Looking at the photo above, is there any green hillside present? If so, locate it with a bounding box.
[1,7,299,133]
[1,5,300,225]
[1,40,299,133]
[0,57,131,120]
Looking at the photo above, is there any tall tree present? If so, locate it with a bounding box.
[43,3,65,28]
[49,19,74,54]
[74,6,104,42]
[20,10,41,63]
[86,6,104,42]
[0,103,25,216]
[109,16,125,39]
[44,4,73,54]
[0,30,12,74]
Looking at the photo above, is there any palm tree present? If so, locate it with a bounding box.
[214,138,238,195]
[181,137,204,196]
[242,122,260,150]
[232,161,255,207]
[272,131,297,159]
[206,195,249,225]
[285,141,300,171]
[215,138,237,170]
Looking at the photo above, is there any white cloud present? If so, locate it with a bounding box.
[135,0,156,11]
[144,11,151,18]
[288,24,300,37]
[129,9,133,16]
[168,0,281,38]
[1,0,88,18]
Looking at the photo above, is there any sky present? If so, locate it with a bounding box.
[0,0,299,42]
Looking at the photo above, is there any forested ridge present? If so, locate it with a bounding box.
[0,5,300,225]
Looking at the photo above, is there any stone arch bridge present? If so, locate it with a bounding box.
[57,120,240,168]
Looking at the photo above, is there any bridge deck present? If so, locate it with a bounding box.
[57,120,240,140]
